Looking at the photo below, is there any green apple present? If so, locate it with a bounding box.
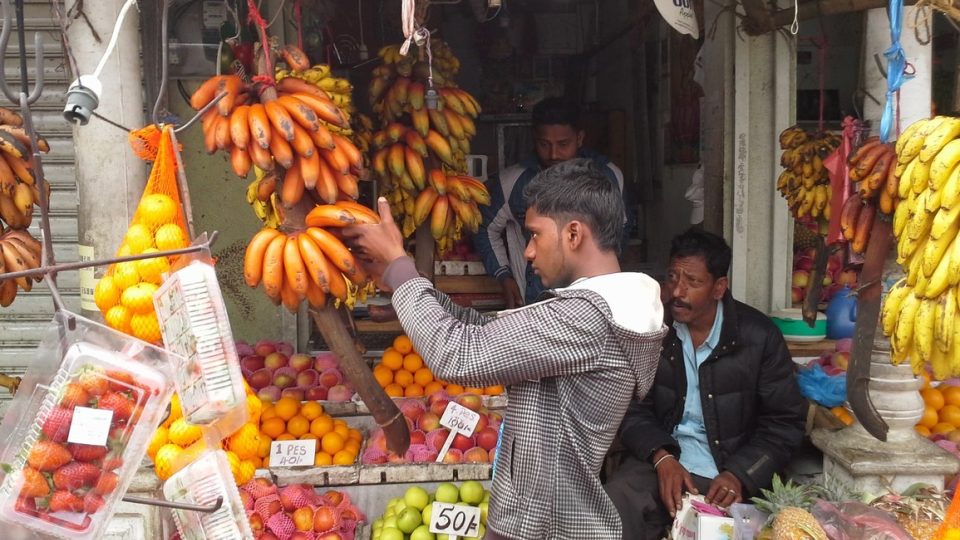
[384,509,396,519]
[383,516,398,530]
[459,480,485,505]
[405,485,431,510]
[421,502,433,524]
[394,500,408,514]
[410,524,436,540]
[388,497,402,509]
[397,506,423,534]
[373,518,384,530]
[479,501,488,525]
[435,482,459,504]
[380,526,405,540]
[482,490,491,503]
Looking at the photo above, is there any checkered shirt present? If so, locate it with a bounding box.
[392,277,667,539]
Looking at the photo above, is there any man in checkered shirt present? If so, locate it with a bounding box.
[343,159,667,539]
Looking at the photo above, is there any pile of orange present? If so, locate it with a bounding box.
[916,376,960,437]
[372,335,504,398]
[258,397,363,467]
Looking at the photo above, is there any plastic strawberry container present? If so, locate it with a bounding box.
[0,315,174,540]
[154,260,248,435]
[163,450,254,540]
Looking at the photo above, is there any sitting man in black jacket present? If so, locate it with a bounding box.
[604,229,806,539]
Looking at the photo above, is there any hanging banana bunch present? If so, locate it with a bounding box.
[776,126,841,226]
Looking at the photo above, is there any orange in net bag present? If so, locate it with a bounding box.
[95,125,191,344]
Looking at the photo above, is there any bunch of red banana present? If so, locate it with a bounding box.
[242,201,378,313]
[368,41,487,254]
[839,138,899,254]
[0,105,49,230]
[0,226,42,307]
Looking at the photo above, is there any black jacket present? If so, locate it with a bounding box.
[618,292,806,496]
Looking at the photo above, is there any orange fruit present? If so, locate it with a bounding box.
[344,440,361,455]
[121,282,160,314]
[112,261,140,290]
[300,401,324,421]
[922,387,945,411]
[941,404,960,426]
[155,223,188,251]
[933,422,956,435]
[381,349,404,371]
[104,305,133,334]
[287,415,310,437]
[261,405,278,422]
[123,224,155,254]
[321,432,345,455]
[261,456,270,468]
[943,386,960,407]
[403,353,424,372]
[276,433,296,441]
[484,385,505,396]
[348,429,363,443]
[131,311,162,343]
[274,397,300,421]
[413,367,434,386]
[310,416,334,438]
[394,369,414,388]
[373,365,393,387]
[424,381,445,395]
[333,423,350,441]
[393,335,413,354]
[404,383,425,397]
[136,248,170,285]
[258,435,273,458]
[919,372,932,389]
[464,386,484,395]
[138,193,178,229]
[333,450,355,465]
[916,425,932,437]
[93,275,121,312]
[261,417,286,439]
[446,383,465,396]
[384,383,404,397]
[314,452,333,466]
[920,406,939,429]
[299,433,318,440]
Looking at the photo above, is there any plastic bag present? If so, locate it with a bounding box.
[731,503,768,540]
[810,500,913,540]
[797,363,847,407]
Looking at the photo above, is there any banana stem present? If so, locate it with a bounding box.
[0,373,21,395]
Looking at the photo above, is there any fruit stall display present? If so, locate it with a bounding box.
[369,482,490,540]
[790,243,858,307]
[880,116,960,379]
[259,397,364,468]
[239,340,356,404]
[239,477,366,540]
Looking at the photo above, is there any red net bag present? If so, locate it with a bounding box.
[94,125,192,344]
[938,493,960,539]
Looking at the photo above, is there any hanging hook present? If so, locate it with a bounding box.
[122,495,224,514]
[0,0,44,104]
[152,0,171,126]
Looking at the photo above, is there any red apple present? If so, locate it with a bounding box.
[241,355,265,373]
[451,433,474,452]
[248,514,264,535]
[290,532,318,540]
[313,352,339,371]
[316,533,343,540]
[791,287,805,304]
[838,269,858,286]
[430,398,451,417]
[296,369,319,388]
[463,447,489,463]
[281,387,305,401]
[419,412,441,432]
[429,428,450,452]
[327,384,353,402]
[260,533,280,540]
[475,427,499,451]
[264,352,289,371]
[474,414,489,433]
[248,368,273,390]
[276,342,294,357]
[792,270,810,288]
[822,274,833,287]
[794,256,814,272]
[254,340,276,357]
[289,353,313,373]
[831,351,850,370]
[305,386,329,401]
[273,367,297,389]
[410,430,426,445]
[318,368,343,389]
[235,341,254,357]
[257,385,281,403]
[442,448,463,463]
[489,447,497,462]
[427,390,450,406]
[456,393,483,412]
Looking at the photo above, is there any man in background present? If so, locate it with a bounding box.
[474,97,627,308]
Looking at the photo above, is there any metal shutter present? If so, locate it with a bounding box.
[0,1,80,406]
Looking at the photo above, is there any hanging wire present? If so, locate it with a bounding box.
[151,0,171,126]
[266,0,287,28]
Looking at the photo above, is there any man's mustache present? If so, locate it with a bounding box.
[670,299,691,310]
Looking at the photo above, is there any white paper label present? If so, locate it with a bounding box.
[67,406,113,446]
[78,245,96,311]
[653,0,699,39]
[429,502,481,537]
[270,440,316,467]
[440,402,480,437]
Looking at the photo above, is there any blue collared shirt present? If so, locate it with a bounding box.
[672,302,724,478]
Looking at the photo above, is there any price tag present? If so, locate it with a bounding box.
[270,439,316,467]
[429,501,481,537]
[67,406,113,446]
[439,402,480,436]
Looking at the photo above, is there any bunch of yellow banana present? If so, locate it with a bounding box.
[776,126,841,222]
[350,113,376,166]
[242,201,378,312]
[276,65,355,114]
[882,115,960,379]
[0,106,49,231]
[245,167,281,229]
[0,226,42,306]
[377,41,460,85]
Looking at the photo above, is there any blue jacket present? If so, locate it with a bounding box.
[473,150,629,304]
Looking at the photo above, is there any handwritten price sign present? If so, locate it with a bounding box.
[429,502,481,537]
[270,439,316,467]
[439,402,480,436]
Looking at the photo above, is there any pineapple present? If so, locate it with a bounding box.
[869,483,947,540]
[751,475,828,540]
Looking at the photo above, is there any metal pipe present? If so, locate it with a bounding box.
[121,495,224,514]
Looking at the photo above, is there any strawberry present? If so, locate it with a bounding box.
[82,492,104,514]
[68,443,108,463]
[14,495,38,516]
[18,467,50,498]
[96,392,134,423]
[59,383,90,408]
[47,490,84,512]
[52,462,100,490]
[100,453,123,471]
[105,370,136,392]
[93,471,118,496]
[27,441,72,472]
[77,370,109,397]
[41,408,74,443]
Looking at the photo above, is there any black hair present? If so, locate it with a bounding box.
[669,228,731,279]
[523,158,624,251]
[532,97,582,131]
